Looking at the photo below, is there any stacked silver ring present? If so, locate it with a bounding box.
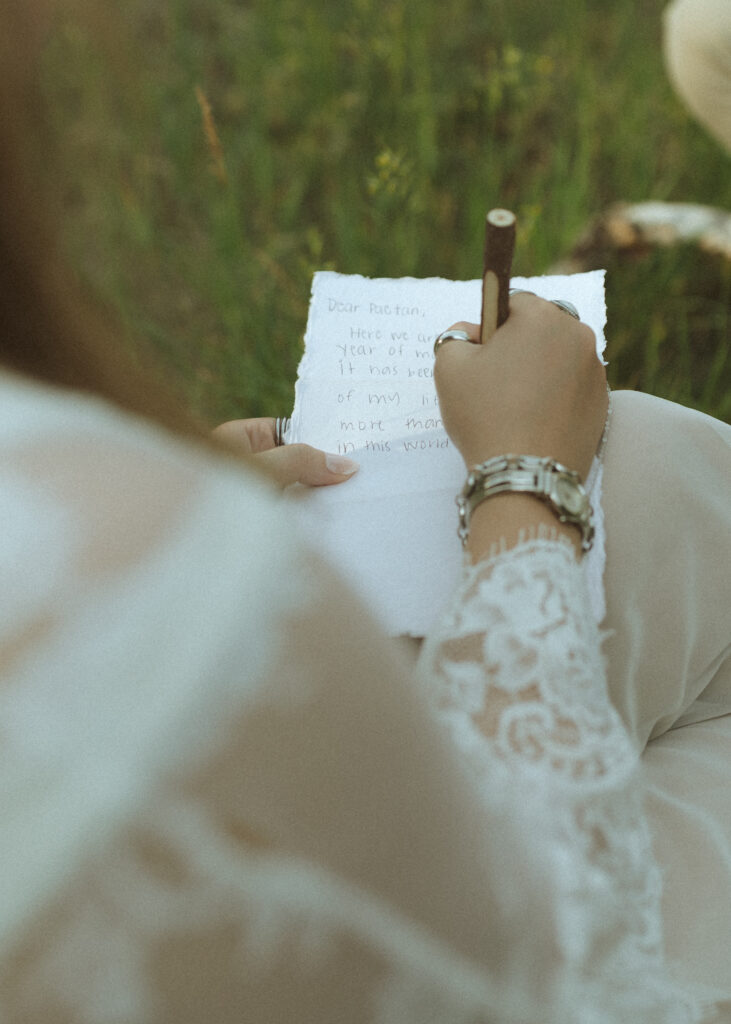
[433,329,473,356]
[550,298,580,320]
[274,417,290,447]
[509,289,581,321]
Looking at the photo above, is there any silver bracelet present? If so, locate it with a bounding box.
[456,454,595,552]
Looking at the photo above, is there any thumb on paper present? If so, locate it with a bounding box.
[256,444,360,488]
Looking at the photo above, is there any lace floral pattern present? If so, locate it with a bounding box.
[420,539,705,1023]
[423,538,629,783]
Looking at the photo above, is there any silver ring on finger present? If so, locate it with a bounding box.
[550,299,581,321]
[274,417,291,446]
[433,329,474,356]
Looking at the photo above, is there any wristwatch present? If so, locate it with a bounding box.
[457,454,595,552]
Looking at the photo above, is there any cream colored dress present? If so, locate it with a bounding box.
[0,369,728,1022]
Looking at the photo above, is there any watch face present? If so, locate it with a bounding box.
[554,475,586,516]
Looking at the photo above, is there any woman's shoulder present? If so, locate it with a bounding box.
[0,367,306,694]
[0,368,289,566]
[0,365,278,485]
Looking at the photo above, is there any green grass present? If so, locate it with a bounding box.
[41,0,730,423]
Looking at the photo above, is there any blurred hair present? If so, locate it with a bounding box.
[0,0,210,442]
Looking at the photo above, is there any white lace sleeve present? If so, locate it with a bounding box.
[419,538,705,1024]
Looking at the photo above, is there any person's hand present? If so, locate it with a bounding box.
[212,418,359,488]
[433,293,608,481]
[434,293,609,561]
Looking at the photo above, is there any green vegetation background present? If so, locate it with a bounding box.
[42,0,730,423]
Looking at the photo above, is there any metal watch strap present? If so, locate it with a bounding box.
[456,454,595,552]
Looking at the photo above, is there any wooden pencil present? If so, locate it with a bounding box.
[480,209,516,344]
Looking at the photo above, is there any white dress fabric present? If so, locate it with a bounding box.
[0,369,729,1022]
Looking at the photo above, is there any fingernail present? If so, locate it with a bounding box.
[325,454,360,476]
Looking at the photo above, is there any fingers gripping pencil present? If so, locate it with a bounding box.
[480,209,516,344]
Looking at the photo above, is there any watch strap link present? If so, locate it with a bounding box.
[457,454,595,552]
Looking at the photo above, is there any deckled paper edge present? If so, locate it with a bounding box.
[292,269,610,630]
